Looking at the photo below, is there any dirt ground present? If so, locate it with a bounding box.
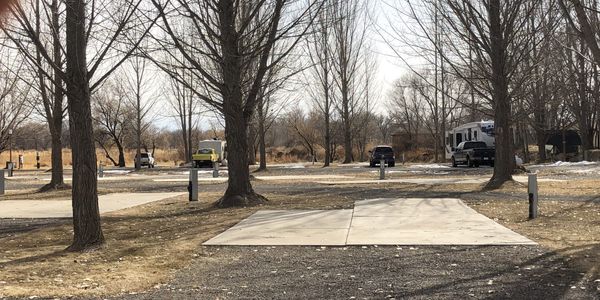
[1,165,600,298]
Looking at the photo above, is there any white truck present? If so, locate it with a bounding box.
[194,140,227,166]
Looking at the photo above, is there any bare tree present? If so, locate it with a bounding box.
[4,0,156,251]
[150,0,320,207]
[93,81,131,167]
[398,0,543,188]
[123,56,159,169]
[0,50,30,155]
[306,0,334,166]
[330,0,368,163]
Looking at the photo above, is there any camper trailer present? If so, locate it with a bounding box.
[194,139,227,166]
[445,121,495,159]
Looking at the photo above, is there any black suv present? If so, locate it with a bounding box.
[369,146,395,167]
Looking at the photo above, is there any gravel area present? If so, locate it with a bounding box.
[109,246,599,300]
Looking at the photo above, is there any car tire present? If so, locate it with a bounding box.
[389,162,395,167]
[369,161,375,168]
[451,157,457,167]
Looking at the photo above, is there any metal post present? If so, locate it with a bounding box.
[8,129,12,168]
[189,168,198,202]
[528,172,538,219]
[7,163,13,177]
[379,158,386,180]
[0,169,4,195]
[212,162,219,178]
[98,164,104,178]
[36,152,40,169]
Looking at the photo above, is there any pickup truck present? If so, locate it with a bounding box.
[451,141,494,168]
[192,148,218,168]
[369,145,396,167]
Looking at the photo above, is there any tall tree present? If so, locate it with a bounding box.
[401,0,542,188]
[5,0,156,250]
[150,0,320,207]
[306,0,334,166]
[331,0,368,164]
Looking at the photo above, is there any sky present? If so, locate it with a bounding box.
[153,1,424,131]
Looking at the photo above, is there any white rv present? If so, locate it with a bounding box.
[445,121,495,159]
[198,139,227,164]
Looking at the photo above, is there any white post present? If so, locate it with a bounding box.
[189,168,198,202]
[0,169,5,195]
[212,162,219,178]
[528,172,538,219]
[98,163,104,178]
[379,158,386,180]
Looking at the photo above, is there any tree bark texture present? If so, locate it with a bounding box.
[65,0,104,251]
[486,0,514,189]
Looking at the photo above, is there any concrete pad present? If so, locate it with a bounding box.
[347,198,535,245]
[0,192,184,218]
[204,210,353,246]
[204,198,535,246]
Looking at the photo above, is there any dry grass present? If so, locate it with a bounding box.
[0,190,353,298]
[0,149,180,169]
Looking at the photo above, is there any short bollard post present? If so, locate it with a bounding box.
[379,158,386,180]
[0,169,5,195]
[212,161,219,178]
[7,162,13,177]
[98,164,104,178]
[189,168,198,202]
[528,172,538,219]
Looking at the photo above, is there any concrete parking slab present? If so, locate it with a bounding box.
[204,198,536,246]
[0,192,184,218]
[347,198,535,245]
[204,210,353,246]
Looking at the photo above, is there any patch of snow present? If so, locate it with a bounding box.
[283,164,306,169]
[103,170,131,175]
[409,164,451,169]
[549,161,598,167]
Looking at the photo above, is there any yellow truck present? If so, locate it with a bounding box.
[192,148,219,168]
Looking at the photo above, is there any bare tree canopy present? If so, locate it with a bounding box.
[150,0,322,207]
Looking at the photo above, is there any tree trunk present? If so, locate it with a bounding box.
[65,0,104,251]
[215,111,266,208]
[116,141,125,167]
[215,0,266,208]
[49,130,64,187]
[40,0,66,191]
[486,0,513,189]
[257,98,267,171]
[324,111,331,167]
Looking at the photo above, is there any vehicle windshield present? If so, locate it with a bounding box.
[464,142,487,149]
[140,153,149,158]
[481,124,495,136]
[374,147,393,153]
[198,149,212,154]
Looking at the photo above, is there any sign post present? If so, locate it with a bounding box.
[189,168,198,202]
[528,173,538,219]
